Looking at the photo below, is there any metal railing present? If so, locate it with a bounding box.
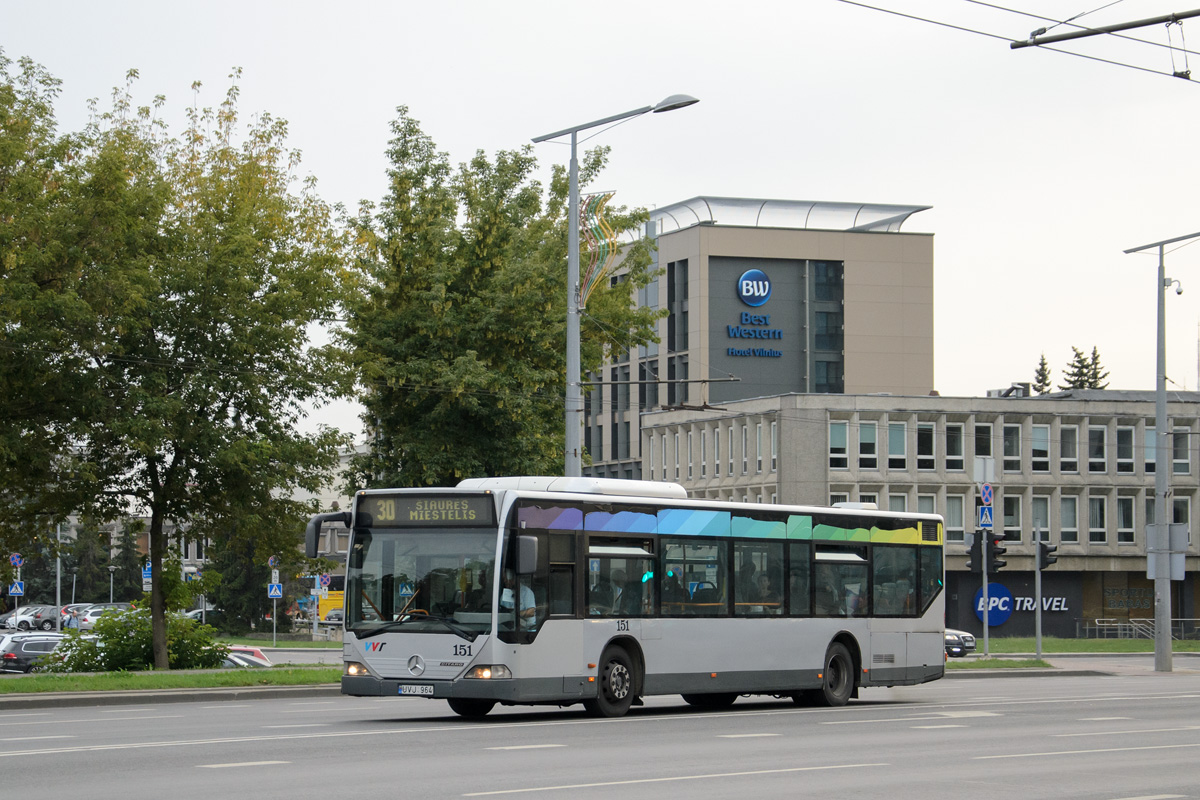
[1081,617,1200,640]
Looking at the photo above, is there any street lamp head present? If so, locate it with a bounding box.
[653,94,700,113]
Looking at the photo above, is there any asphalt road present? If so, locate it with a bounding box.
[3,664,1200,799]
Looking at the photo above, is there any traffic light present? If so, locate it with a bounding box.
[987,536,1008,573]
[965,533,983,574]
[1037,540,1058,570]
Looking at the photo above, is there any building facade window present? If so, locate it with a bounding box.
[1173,429,1190,475]
[674,432,680,480]
[1145,426,1156,474]
[917,423,935,471]
[859,493,877,506]
[1088,495,1107,543]
[1003,494,1021,542]
[974,423,992,458]
[917,494,936,515]
[889,494,907,513]
[700,430,707,479]
[1117,496,1135,544]
[888,422,906,470]
[830,492,849,505]
[1032,495,1050,542]
[1061,496,1079,543]
[714,429,721,478]
[1061,425,1079,473]
[687,431,694,480]
[859,421,878,469]
[946,424,964,471]
[648,436,655,480]
[1003,424,1021,472]
[1088,426,1107,473]
[755,422,763,473]
[741,425,748,474]
[728,426,734,476]
[1032,424,1050,472]
[829,421,848,469]
[945,495,965,543]
[661,433,667,479]
[770,421,778,472]
[1116,426,1135,474]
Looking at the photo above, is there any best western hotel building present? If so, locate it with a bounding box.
[583,196,1198,638]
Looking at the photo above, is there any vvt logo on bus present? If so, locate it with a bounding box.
[737,269,772,307]
[365,641,387,652]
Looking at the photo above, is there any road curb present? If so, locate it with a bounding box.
[0,683,342,710]
[944,668,1110,679]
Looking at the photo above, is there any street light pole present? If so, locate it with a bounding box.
[1125,230,1200,672]
[109,564,117,604]
[533,95,699,476]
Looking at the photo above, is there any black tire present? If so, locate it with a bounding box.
[583,646,636,718]
[681,693,738,709]
[17,621,30,631]
[814,642,855,707]
[447,698,496,719]
[39,620,53,631]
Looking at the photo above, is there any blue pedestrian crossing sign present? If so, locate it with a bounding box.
[267,583,283,599]
[398,582,415,597]
[978,505,994,529]
[8,580,24,596]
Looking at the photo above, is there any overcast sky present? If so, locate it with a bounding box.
[5,1,1200,439]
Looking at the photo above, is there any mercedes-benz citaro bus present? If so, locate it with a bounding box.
[305,476,945,718]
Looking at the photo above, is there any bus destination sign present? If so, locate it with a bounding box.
[356,493,495,528]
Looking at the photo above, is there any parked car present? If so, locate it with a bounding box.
[221,645,272,669]
[59,603,94,628]
[31,606,61,630]
[184,608,224,628]
[0,632,65,673]
[77,603,132,631]
[323,608,344,624]
[5,605,52,631]
[945,628,977,658]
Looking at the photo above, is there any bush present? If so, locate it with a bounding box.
[47,608,228,672]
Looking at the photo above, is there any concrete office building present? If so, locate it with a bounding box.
[584,196,935,481]
[639,388,1200,638]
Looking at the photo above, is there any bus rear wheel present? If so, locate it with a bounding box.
[812,642,854,707]
[447,698,496,719]
[584,646,636,718]
[681,693,737,709]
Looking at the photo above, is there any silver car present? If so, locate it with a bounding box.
[5,605,51,631]
[77,603,132,631]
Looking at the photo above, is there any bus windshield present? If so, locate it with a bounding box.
[345,528,498,637]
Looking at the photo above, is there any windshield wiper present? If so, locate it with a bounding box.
[352,614,478,641]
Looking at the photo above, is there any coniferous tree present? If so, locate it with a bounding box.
[1033,353,1052,395]
[1088,347,1110,389]
[1059,347,1092,390]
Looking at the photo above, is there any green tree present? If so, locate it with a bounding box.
[1033,353,1051,395]
[1088,346,1110,389]
[1,64,355,668]
[1059,347,1092,390]
[111,525,146,602]
[346,108,663,488]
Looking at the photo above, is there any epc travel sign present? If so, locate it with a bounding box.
[737,269,771,307]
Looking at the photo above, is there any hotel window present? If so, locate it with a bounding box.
[974,423,992,457]
[1173,429,1190,475]
[859,421,878,469]
[700,430,707,479]
[889,494,907,513]
[1032,496,1050,542]
[1145,425,1156,473]
[946,424,964,471]
[728,427,735,476]
[829,422,848,469]
[1088,495,1107,543]
[1031,424,1050,473]
[714,429,721,477]
[1088,426,1107,473]
[888,422,906,470]
[1117,496,1135,544]
[917,494,936,515]
[1003,424,1021,472]
[859,493,877,506]
[755,422,763,473]
[648,436,655,480]
[741,425,749,474]
[687,432,693,480]
[1060,425,1079,473]
[661,433,667,479]
[1174,497,1191,544]
[1003,494,1021,542]
[1116,426,1135,474]
[674,433,680,480]
[945,495,965,543]
[1061,496,1079,543]
[830,492,849,505]
[917,423,935,471]
[770,421,777,472]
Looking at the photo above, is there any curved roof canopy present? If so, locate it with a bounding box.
[650,196,931,235]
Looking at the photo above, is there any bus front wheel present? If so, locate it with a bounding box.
[584,646,636,718]
[811,642,854,707]
[447,698,496,719]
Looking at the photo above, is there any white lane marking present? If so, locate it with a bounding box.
[0,713,51,718]
[0,735,74,742]
[823,710,999,725]
[202,705,252,709]
[462,763,889,796]
[977,743,1200,760]
[911,725,967,729]
[0,715,183,727]
[486,744,566,750]
[1056,726,1200,738]
[287,701,337,706]
[1110,796,1186,800]
[198,760,291,769]
[717,734,780,738]
[1079,717,1131,721]
[261,724,329,729]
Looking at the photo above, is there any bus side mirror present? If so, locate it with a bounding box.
[517,535,538,575]
[305,512,351,559]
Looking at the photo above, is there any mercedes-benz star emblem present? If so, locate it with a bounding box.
[407,655,425,676]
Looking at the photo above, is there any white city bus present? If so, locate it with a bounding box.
[305,476,945,718]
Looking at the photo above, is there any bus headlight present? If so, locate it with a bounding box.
[464,665,511,680]
[344,661,370,677]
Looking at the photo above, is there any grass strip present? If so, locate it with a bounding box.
[217,636,341,649]
[946,658,1053,669]
[0,666,341,694]
[983,637,1200,654]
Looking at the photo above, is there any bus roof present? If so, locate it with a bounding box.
[456,476,689,500]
